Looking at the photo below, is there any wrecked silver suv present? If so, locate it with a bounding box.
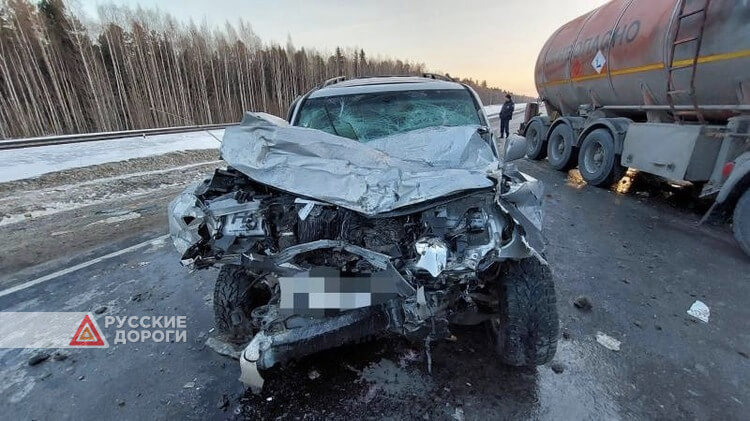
[168,76,558,391]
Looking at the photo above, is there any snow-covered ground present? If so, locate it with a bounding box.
[0,129,223,183]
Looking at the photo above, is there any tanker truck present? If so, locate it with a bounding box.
[522,0,750,257]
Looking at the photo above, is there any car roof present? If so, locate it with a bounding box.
[308,76,466,98]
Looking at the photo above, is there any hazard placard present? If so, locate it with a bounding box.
[592,50,606,74]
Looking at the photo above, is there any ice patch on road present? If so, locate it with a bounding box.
[0,362,36,403]
[687,300,710,323]
[63,286,106,310]
[356,358,431,396]
[595,332,621,351]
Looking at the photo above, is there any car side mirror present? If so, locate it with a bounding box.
[503,136,527,163]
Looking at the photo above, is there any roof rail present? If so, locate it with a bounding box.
[422,73,455,82]
[322,76,347,87]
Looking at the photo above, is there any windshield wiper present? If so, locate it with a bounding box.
[322,101,340,137]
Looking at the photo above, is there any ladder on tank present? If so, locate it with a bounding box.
[666,0,711,124]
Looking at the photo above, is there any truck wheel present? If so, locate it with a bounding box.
[578,128,625,187]
[546,124,576,171]
[734,188,750,257]
[489,257,558,366]
[525,120,547,160]
[214,265,271,344]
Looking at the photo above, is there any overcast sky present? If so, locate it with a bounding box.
[76,0,609,96]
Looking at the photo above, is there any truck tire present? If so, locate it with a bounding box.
[489,257,558,366]
[578,128,625,187]
[214,265,271,344]
[525,120,547,160]
[734,188,750,257]
[546,124,577,171]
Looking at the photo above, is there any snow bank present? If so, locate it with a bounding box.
[0,130,222,183]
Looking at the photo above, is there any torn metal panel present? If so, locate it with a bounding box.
[167,185,205,255]
[220,112,498,215]
[414,238,448,277]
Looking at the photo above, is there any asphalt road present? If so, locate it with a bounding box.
[1,127,749,419]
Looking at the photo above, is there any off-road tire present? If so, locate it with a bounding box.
[546,124,577,171]
[578,128,626,188]
[214,265,268,344]
[733,188,750,258]
[525,120,547,160]
[491,257,558,366]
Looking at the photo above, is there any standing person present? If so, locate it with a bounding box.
[498,94,515,139]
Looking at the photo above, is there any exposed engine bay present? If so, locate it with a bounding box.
[168,113,550,392]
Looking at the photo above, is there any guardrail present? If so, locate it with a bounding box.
[0,123,237,150]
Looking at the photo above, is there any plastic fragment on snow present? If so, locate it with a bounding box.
[595,332,621,351]
[687,300,710,323]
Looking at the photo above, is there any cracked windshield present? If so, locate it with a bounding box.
[296,89,482,141]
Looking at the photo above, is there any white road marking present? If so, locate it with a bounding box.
[85,211,141,226]
[44,159,222,189]
[0,235,170,298]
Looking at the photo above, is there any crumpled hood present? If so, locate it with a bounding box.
[220,112,498,216]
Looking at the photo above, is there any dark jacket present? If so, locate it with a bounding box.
[499,100,515,120]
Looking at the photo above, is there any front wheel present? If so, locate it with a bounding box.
[733,188,750,258]
[489,257,558,366]
[214,265,271,343]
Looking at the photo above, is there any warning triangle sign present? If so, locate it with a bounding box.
[69,314,106,346]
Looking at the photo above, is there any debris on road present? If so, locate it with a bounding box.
[595,332,621,351]
[687,300,710,323]
[363,385,379,403]
[573,296,592,311]
[217,394,230,411]
[308,369,320,380]
[452,406,465,421]
[183,381,196,389]
[550,362,565,374]
[205,336,242,360]
[94,306,108,314]
[28,352,50,366]
[52,351,69,361]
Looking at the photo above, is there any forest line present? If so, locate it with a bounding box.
[0,0,535,139]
